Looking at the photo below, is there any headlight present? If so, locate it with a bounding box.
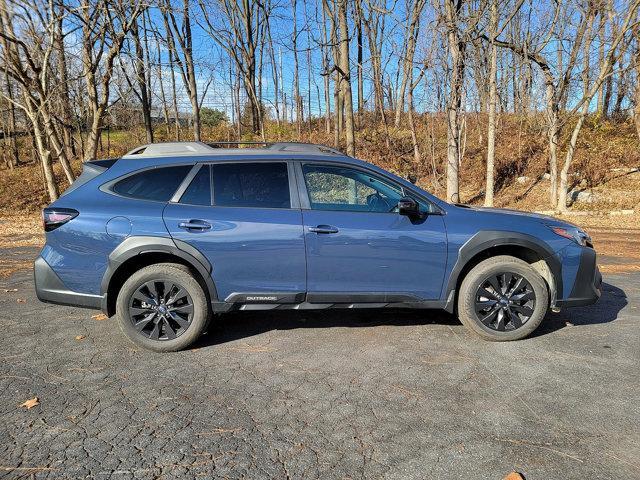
[548,225,592,247]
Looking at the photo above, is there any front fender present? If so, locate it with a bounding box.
[443,230,563,311]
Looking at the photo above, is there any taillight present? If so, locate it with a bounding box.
[42,208,78,232]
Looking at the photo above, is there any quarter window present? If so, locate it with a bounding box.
[112,165,192,202]
[180,165,211,206]
[302,164,404,213]
[212,163,290,208]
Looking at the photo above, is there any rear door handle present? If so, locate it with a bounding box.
[309,225,339,234]
[179,220,212,231]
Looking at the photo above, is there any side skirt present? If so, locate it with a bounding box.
[212,292,450,313]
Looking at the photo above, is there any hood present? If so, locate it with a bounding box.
[453,204,577,227]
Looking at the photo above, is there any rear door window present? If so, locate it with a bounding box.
[179,165,211,206]
[212,163,290,208]
[112,165,192,202]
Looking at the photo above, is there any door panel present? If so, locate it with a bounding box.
[298,162,448,301]
[164,204,306,300]
[163,161,305,301]
[302,210,447,300]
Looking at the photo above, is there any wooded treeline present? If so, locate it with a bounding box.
[0,0,639,211]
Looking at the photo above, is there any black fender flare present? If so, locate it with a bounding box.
[100,236,218,313]
[443,230,562,311]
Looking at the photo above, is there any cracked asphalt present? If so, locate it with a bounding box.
[1,246,639,479]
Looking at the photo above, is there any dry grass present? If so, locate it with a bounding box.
[0,215,44,248]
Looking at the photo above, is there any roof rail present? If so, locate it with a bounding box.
[121,140,346,158]
[267,142,344,155]
[205,141,270,148]
[122,142,216,158]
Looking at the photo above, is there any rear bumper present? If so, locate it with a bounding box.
[34,255,103,310]
[555,247,601,308]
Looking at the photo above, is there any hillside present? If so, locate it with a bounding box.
[1,114,639,215]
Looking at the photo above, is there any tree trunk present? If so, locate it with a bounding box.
[544,81,559,207]
[407,72,421,166]
[3,64,18,167]
[355,0,364,116]
[557,111,586,212]
[292,0,302,135]
[183,2,200,141]
[132,17,153,143]
[635,25,640,140]
[338,0,355,156]
[485,0,498,207]
[444,0,464,203]
[55,10,75,161]
[394,0,425,128]
[29,109,59,201]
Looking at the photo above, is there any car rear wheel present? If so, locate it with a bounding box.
[457,255,549,341]
[116,263,209,352]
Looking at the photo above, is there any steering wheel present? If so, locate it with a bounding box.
[366,193,393,212]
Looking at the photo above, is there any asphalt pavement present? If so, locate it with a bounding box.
[1,246,638,479]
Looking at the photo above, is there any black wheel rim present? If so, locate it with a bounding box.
[129,280,194,341]
[474,272,536,331]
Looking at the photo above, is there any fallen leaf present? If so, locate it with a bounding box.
[16,298,26,303]
[503,473,525,480]
[91,314,108,321]
[19,397,39,410]
[75,335,86,341]
[3,288,17,292]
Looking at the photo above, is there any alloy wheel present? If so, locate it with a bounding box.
[129,280,194,341]
[474,272,536,331]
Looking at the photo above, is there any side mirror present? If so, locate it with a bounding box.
[398,197,421,217]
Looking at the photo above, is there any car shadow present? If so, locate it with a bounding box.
[531,282,627,337]
[195,307,459,348]
[193,282,628,348]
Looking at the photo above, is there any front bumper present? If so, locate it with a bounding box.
[34,255,103,310]
[555,247,601,308]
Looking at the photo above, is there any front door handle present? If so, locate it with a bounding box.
[309,225,339,234]
[179,220,212,231]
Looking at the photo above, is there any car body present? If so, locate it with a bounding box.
[34,142,601,351]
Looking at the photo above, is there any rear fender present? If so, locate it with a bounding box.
[100,236,218,313]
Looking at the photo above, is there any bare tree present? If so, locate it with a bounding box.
[337,0,355,156]
[74,0,143,160]
[394,0,426,128]
[291,0,302,135]
[490,1,594,206]
[557,0,639,211]
[129,14,153,143]
[0,0,77,199]
[484,0,498,206]
[161,0,200,141]
[634,21,640,140]
[198,0,265,137]
[442,0,466,203]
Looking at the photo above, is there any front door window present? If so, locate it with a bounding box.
[302,164,405,213]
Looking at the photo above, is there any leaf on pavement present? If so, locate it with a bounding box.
[16,298,26,303]
[19,397,39,410]
[503,473,525,480]
[91,314,108,321]
[75,335,86,341]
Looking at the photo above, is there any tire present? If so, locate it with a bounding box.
[116,263,209,352]
[457,255,549,341]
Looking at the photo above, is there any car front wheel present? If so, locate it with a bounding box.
[116,263,209,352]
[457,255,549,341]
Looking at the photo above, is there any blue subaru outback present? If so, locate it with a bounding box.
[34,142,601,351]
